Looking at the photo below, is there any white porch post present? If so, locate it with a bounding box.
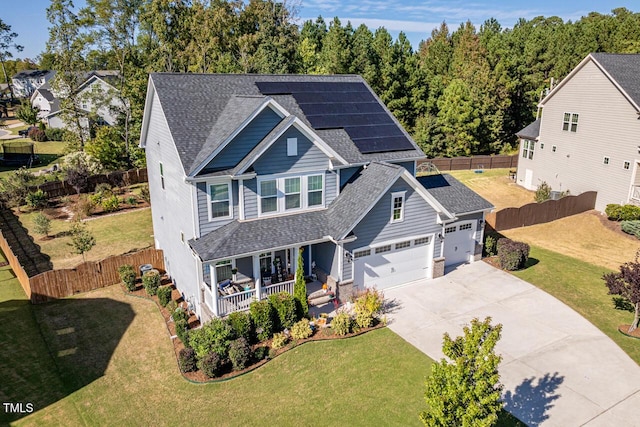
[210,264,219,317]
[253,255,262,300]
[293,246,300,281]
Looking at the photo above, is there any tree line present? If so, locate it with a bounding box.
[10,2,640,161]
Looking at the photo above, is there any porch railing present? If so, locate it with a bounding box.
[263,279,295,297]
[218,289,256,317]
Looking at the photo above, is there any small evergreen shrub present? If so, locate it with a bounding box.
[271,332,288,349]
[198,352,226,378]
[228,337,252,371]
[606,204,640,221]
[331,312,352,336]
[254,346,269,361]
[188,318,233,359]
[26,189,48,210]
[227,311,254,342]
[32,212,52,236]
[534,181,551,203]
[621,220,640,239]
[290,318,313,340]
[94,183,112,195]
[142,270,160,295]
[497,238,530,271]
[250,299,275,341]
[74,195,95,218]
[353,288,384,328]
[140,184,150,203]
[117,264,136,291]
[101,195,120,212]
[175,318,189,345]
[126,195,137,206]
[28,127,47,142]
[157,285,172,307]
[268,291,298,330]
[268,347,278,359]
[172,307,188,324]
[178,347,197,373]
[484,233,498,257]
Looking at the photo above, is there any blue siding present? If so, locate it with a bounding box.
[243,178,258,219]
[339,166,361,188]
[312,241,335,277]
[201,108,281,172]
[197,180,239,235]
[342,250,352,281]
[325,170,338,205]
[345,179,441,251]
[252,127,329,175]
[391,161,416,175]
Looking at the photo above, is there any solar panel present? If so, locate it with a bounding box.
[256,80,416,154]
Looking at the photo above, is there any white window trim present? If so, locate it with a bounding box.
[159,162,165,190]
[207,181,233,222]
[390,191,406,223]
[352,233,435,257]
[562,112,579,132]
[257,172,325,217]
[287,137,298,156]
[624,161,631,170]
[284,177,302,211]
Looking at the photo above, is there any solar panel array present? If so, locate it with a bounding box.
[256,81,415,154]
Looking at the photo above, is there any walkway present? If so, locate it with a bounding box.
[385,261,640,426]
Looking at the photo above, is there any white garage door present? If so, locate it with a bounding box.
[353,236,433,290]
[444,222,476,266]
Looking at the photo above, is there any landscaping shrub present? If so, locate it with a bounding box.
[140,184,150,203]
[268,347,278,359]
[32,212,52,237]
[172,307,188,324]
[28,127,47,142]
[621,220,640,239]
[290,318,313,340]
[44,127,66,141]
[175,318,189,345]
[189,318,233,359]
[226,311,254,342]
[126,195,137,206]
[606,204,640,221]
[142,270,161,295]
[254,346,269,361]
[484,233,498,257]
[117,264,136,291]
[101,194,120,212]
[178,347,197,373]
[606,204,623,220]
[268,291,298,330]
[250,299,275,341]
[353,288,384,329]
[74,195,95,218]
[497,238,530,271]
[157,285,172,307]
[26,189,48,210]
[534,181,551,203]
[94,183,112,195]
[271,332,288,349]
[198,352,226,378]
[331,312,352,336]
[228,337,252,371]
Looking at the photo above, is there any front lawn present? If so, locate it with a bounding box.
[512,245,640,365]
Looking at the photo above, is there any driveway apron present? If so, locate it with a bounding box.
[385,261,640,426]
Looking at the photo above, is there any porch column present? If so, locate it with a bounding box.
[210,264,219,317]
[293,246,300,281]
[253,255,262,300]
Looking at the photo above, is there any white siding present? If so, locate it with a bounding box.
[517,59,640,211]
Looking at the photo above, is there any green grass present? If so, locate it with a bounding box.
[18,208,154,269]
[0,141,68,178]
[512,246,640,364]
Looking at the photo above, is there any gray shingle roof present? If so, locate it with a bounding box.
[591,53,640,107]
[516,119,540,140]
[13,69,52,79]
[150,73,425,175]
[417,174,494,215]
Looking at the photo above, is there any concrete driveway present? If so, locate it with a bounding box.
[385,261,640,426]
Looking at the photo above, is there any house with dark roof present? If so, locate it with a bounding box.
[140,73,493,320]
[516,53,640,211]
[12,69,55,98]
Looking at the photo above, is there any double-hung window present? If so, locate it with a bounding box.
[522,140,534,160]
[390,191,405,223]
[284,177,301,210]
[260,180,278,213]
[209,183,231,219]
[307,175,323,207]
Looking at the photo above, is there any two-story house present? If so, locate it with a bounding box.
[12,69,55,98]
[140,74,493,320]
[516,53,640,211]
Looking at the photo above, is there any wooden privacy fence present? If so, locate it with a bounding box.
[29,248,165,303]
[419,155,518,171]
[33,168,148,198]
[486,191,597,231]
[0,228,32,299]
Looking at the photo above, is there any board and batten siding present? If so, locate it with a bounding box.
[345,180,442,258]
[252,127,330,175]
[201,108,281,173]
[516,59,640,211]
[196,181,239,235]
[145,92,200,303]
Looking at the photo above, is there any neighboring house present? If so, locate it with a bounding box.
[12,70,55,98]
[31,83,60,119]
[140,74,493,320]
[516,53,640,211]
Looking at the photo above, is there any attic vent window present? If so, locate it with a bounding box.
[563,112,579,132]
[287,138,297,156]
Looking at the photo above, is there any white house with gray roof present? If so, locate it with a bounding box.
[139,73,493,320]
[516,53,640,211]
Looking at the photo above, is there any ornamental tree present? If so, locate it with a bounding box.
[293,248,308,317]
[604,251,640,333]
[420,317,503,427]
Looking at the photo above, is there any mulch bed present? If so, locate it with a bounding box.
[618,325,640,339]
[42,190,150,222]
[591,210,637,241]
[123,279,384,383]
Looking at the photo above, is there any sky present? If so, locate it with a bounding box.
[3,0,638,62]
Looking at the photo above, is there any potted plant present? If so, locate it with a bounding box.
[231,268,238,282]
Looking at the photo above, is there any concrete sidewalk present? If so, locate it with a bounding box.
[385,261,640,426]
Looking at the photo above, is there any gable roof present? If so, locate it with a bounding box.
[147,73,425,176]
[417,174,494,215]
[516,119,540,140]
[13,69,53,80]
[541,53,640,112]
